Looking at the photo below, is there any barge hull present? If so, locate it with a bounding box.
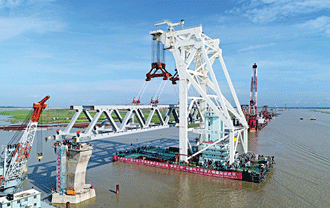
[112,156,242,180]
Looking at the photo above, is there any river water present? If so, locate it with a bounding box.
[1,109,330,207]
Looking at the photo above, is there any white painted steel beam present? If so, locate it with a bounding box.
[55,104,201,143]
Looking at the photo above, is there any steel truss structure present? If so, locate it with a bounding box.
[249,63,258,117]
[55,104,202,142]
[150,20,249,164]
[5,121,38,181]
[5,96,50,181]
[55,21,248,165]
[0,96,50,194]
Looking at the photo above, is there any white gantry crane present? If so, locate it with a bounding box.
[150,20,249,164]
[0,96,50,195]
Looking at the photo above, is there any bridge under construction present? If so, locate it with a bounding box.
[50,19,254,204]
[55,103,202,143]
[0,20,275,205]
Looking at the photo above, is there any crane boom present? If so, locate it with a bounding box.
[247,63,259,131]
[0,96,50,194]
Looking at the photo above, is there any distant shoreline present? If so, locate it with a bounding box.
[312,110,330,114]
[0,108,176,124]
[0,109,73,124]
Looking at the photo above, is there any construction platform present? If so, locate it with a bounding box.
[113,146,275,183]
[51,186,95,204]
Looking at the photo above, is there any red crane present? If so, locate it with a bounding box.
[0,96,50,194]
[248,63,258,131]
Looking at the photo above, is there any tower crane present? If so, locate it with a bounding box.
[0,96,50,195]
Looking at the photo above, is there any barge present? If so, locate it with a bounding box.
[113,146,275,183]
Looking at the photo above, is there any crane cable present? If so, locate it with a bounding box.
[139,81,150,101]
[134,38,167,104]
[133,81,150,104]
[136,82,147,99]
[153,80,167,100]
[153,81,163,99]
[8,110,33,146]
[158,80,167,99]
[37,111,43,161]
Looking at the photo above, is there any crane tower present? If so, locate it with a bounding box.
[249,63,258,116]
[150,20,249,164]
[248,63,258,130]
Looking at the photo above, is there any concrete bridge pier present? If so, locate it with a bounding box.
[52,143,95,204]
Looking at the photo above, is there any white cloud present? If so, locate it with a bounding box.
[0,0,24,8]
[7,79,180,106]
[101,60,152,71]
[297,16,330,35]
[0,0,56,9]
[238,43,275,52]
[26,94,39,98]
[10,79,150,93]
[236,0,330,23]
[0,0,65,41]
[0,16,65,40]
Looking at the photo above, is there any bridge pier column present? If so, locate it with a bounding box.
[52,143,95,204]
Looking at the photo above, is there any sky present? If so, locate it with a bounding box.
[0,0,329,107]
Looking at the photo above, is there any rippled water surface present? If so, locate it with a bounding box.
[1,109,330,207]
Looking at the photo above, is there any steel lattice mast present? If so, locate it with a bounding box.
[5,96,50,181]
[150,20,248,164]
[246,63,259,131]
[0,96,49,195]
[249,63,258,117]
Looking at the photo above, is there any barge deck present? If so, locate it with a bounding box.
[113,146,275,183]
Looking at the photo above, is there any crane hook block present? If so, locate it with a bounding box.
[146,62,172,81]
